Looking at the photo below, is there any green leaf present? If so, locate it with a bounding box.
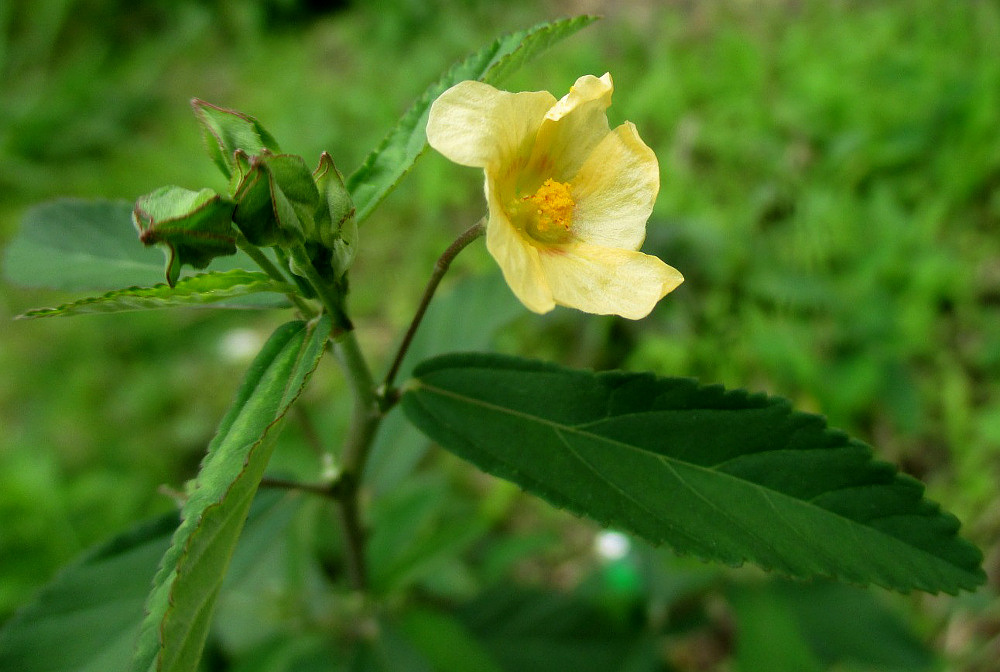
[0,514,175,672]
[15,269,293,319]
[346,15,598,225]
[729,583,825,672]
[2,198,279,292]
[3,199,169,290]
[367,474,488,594]
[399,609,505,672]
[232,153,318,247]
[130,316,332,672]
[458,587,642,672]
[191,99,281,181]
[0,491,298,672]
[731,581,936,671]
[133,185,237,286]
[402,353,986,594]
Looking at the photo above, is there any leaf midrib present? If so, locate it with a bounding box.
[412,380,965,576]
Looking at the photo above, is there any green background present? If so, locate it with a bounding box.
[1,1,997,669]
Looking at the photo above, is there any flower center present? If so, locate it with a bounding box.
[519,178,575,243]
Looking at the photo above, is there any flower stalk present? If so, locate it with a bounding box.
[382,218,486,392]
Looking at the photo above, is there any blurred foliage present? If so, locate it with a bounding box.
[1,0,998,669]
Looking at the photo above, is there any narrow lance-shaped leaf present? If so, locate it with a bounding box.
[15,269,293,319]
[130,316,332,672]
[346,15,598,225]
[402,353,986,595]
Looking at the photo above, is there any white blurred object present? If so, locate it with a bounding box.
[218,328,264,362]
[594,530,631,562]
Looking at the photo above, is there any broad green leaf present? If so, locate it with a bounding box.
[133,186,237,286]
[367,474,488,594]
[399,609,505,672]
[0,514,175,672]
[15,269,293,319]
[458,586,643,672]
[130,316,332,672]
[226,634,344,672]
[730,583,825,672]
[0,491,299,672]
[731,581,935,671]
[192,99,281,181]
[3,199,169,290]
[2,198,276,291]
[402,354,986,594]
[346,15,597,225]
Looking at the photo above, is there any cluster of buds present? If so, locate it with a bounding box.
[133,100,356,288]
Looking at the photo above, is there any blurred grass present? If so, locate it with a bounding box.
[1,0,998,667]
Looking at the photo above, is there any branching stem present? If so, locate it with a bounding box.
[267,221,485,592]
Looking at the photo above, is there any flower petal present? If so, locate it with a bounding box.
[427,81,556,169]
[570,121,659,250]
[485,182,555,314]
[539,243,683,319]
[525,73,614,183]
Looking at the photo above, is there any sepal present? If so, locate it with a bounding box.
[313,152,358,276]
[232,152,318,248]
[132,186,236,286]
[191,99,281,180]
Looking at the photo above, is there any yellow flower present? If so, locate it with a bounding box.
[426,73,683,319]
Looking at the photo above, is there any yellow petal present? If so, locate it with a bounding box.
[426,81,556,169]
[570,121,660,250]
[525,73,614,183]
[539,243,683,319]
[545,73,614,123]
[484,183,555,314]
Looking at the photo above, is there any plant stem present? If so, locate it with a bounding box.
[235,236,315,316]
[281,221,484,591]
[382,218,486,392]
[331,329,381,592]
[289,243,352,331]
[335,330,380,474]
[260,476,335,498]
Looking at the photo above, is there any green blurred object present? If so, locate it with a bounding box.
[1,1,997,669]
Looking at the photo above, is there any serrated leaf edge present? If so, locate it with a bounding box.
[346,15,598,225]
[16,270,293,319]
[404,355,986,595]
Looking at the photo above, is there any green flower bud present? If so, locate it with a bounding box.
[133,186,236,286]
[232,152,319,248]
[313,152,357,276]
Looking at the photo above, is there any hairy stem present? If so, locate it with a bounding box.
[382,218,486,392]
